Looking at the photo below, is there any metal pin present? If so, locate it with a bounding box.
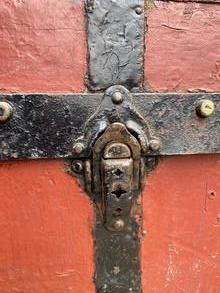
[197,100,215,118]
[112,92,124,104]
[112,219,125,231]
[149,139,161,152]
[73,142,84,155]
[0,102,12,123]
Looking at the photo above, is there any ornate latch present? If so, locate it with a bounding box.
[70,85,157,232]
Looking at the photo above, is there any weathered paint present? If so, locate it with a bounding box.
[0,0,219,292]
[0,0,86,92]
[145,1,220,92]
[0,1,95,292]
[143,1,220,292]
[0,160,95,293]
[142,156,220,292]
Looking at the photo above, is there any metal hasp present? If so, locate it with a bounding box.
[70,85,152,293]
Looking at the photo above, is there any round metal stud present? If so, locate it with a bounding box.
[196,99,215,118]
[112,219,125,231]
[0,101,12,123]
[112,92,124,104]
[73,142,84,155]
[135,6,143,15]
[72,161,83,173]
[149,139,161,152]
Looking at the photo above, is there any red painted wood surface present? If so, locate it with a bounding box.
[0,161,94,293]
[0,1,95,292]
[0,0,219,292]
[145,1,220,92]
[0,0,86,92]
[142,2,220,292]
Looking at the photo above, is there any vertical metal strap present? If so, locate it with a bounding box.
[86,0,145,91]
[85,2,145,292]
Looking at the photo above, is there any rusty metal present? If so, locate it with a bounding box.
[90,123,144,231]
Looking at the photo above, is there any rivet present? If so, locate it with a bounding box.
[197,100,215,118]
[0,102,12,123]
[135,6,143,15]
[73,142,84,155]
[217,215,220,223]
[112,92,124,104]
[112,219,125,231]
[72,161,83,173]
[149,139,161,152]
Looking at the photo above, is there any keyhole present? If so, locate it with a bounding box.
[114,168,123,177]
[112,187,126,198]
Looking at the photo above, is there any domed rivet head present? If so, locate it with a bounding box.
[0,102,12,123]
[72,161,83,174]
[149,139,161,152]
[112,219,125,231]
[197,100,215,118]
[135,6,143,15]
[112,92,124,104]
[73,142,84,155]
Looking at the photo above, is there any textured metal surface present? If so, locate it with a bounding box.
[86,0,145,91]
[94,214,141,293]
[0,90,219,160]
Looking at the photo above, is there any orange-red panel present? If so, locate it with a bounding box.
[0,160,95,293]
[0,0,86,93]
[142,155,220,292]
[145,1,220,92]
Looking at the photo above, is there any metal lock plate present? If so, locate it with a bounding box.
[102,143,133,231]
[91,122,143,232]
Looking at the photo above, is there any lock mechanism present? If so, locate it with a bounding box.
[92,122,143,231]
[71,85,154,231]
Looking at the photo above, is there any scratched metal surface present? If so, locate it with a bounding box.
[86,0,145,91]
[0,92,219,160]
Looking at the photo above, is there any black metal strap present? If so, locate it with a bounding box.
[0,92,219,160]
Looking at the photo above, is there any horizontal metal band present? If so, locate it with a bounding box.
[0,92,219,160]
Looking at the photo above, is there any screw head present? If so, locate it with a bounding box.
[73,142,84,155]
[72,161,83,173]
[0,102,12,123]
[112,219,125,231]
[112,92,124,104]
[217,214,220,223]
[197,100,215,118]
[135,6,143,15]
[149,139,161,152]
